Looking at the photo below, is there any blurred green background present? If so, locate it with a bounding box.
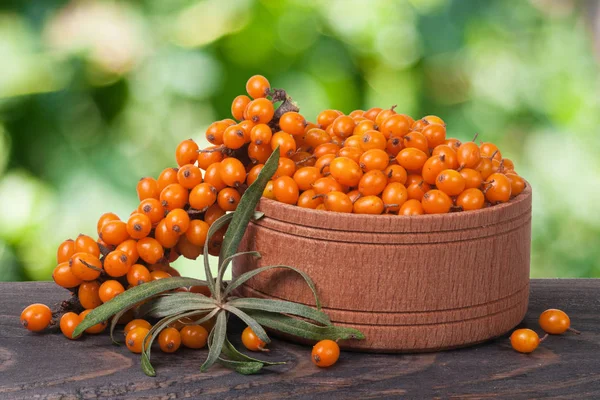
[1,0,599,281]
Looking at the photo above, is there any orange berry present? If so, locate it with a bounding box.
[189,183,218,211]
[177,164,203,189]
[510,328,544,353]
[403,131,429,153]
[138,198,165,225]
[125,319,152,335]
[246,75,270,99]
[460,168,483,189]
[363,107,383,122]
[165,208,191,235]
[60,312,81,339]
[241,326,267,351]
[79,309,107,334]
[436,169,466,196]
[97,213,120,236]
[204,203,226,226]
[185,220,209,247]
[422,190,452,214]
[220,158,246,188]
[358,170,387,196]
[480,142,502,160]
[101,220,129,246]
[360,130,387,151]
[353,195,385,214]
[248,142,273,164]
[280,112,307,136]
[180,325,208,349]
[53,262,83,289]
[322,191,353,213]
[381,182,408,212]
[98,280,125,303]
[297,189,323,209]
[396,148,428,171]
[311,339,340,368]
[317,109,343,128]
[432,145,459,170]
[423,115,445,126]
[21,303,52,332]
[539,309,574,335]
[217,187,241,211]
[246,98,274,124]
[206,120,234,145]
[250,124,273,145]
[247,164,264,186]
[177,235,203,260]
[71,252,103,281]
[157,167,180,192]
[379,114,411,138]
[223,124,247,150]
[231,95,251,120]
[271,131,297,157]
[331,115,356,139]
[127,264,152,287]
[150,270,172,281]
[273,176,299,205]
[421,124,446,148]
[456,188,485,211]
[293,167,321,191]
[457,141,481,169]
[126,213,152,240]
[159,327,182,353]
[329,157,363,187]
[197,146,224,170]
[74,234,100,258]
[57,239,75,264]
[175,139,199,167]
[126,326,150,354]
[384,165,407,185]
[137,238,164,265]
[78,281,102,309]
[273,157,297,179]
[160,183,189,211]
[484,173,512,203]
[399,199,424,215]
[117,239,139,265]
[137,177,160,201]
[359,149,390,172]
[312,176,344,195]
[104,250,130,277]
[506,173,526,196]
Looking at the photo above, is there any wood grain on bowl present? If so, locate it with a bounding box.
[233,186,532,352]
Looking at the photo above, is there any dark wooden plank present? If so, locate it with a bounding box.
[0,280,599,399]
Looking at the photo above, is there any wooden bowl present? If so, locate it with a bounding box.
[232,186,532,352]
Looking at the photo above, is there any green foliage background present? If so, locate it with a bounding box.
[0,0,599,281]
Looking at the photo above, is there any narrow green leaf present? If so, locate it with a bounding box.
[222,338,285,366]
[218,146,280,281]
[222,304,270,344]
[74,277,207,337]
[217,358,264,375]
[224,265,321,310]
[246,310,365,341]
[200,311,226,372]
[216,251,261,300]
[137,293,217,319]
[228,298,331,326]
[109,306,135,345]
[203,212,234,295]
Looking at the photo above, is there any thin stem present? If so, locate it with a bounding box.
[568,327,582,335]
[539,334,549,343]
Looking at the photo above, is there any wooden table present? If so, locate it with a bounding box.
[1,280,599,399]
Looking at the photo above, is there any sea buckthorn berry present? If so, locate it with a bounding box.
[138,198,165,225]
[150,270,172,281]
[125,319,152,335]
[293,167,321,191]
[250,124,273,145]
[510,328,545,353]
[247,164,264,186]
[246,98,274,124]
[197,146,224,170]
[126,327,150,354]
[421,124,446,148]
[104,250,130,277]
[396,148,428,171]
[445,138,462,150]
[386,137,404,156]
[411,118,429,132]
[157,168,180,192]
[160,183,189,211]
[384,165,408,185]
[317,109,342,128]
[506,173,526,196]
[60,312,81,339]
[312,339,340,368]
[456,188,485,211]
[79,309,107,334]
[246,75,270,99]
[359,149,390,172]
[460,168,483,189]
[71,252,103,281]
[21,303,52,332]
[315,154,335,175]
[329,157,363,187]
[273,176,300,205]
[176,164,203,189]
[137,177,160,201]
[379,114,411,138]
[353,119,376,137]
[360,130,387,151]
[422,190,452,214]
[53,262,83,289]
[175,139,199,167]
[331,116,356,139]
[484,173,512,203]
[126,213,152,240]
[480,142,502,160]
[539,309,578,335]
[407,181,431,201]
[406,174,424,186]
[280,112,307,136]
[127,264,152,287]
[204,204,226,226]
[159,327,182,353]
[423,115,445,126]
[457,141,481,169]
[322,191,353,213]
[165,208,190,235]
[75,234,100,258]
[117,239,139,265]
[303,128,329,150]
[313,143,340,159]
[337,146,363,164]
[101,220,129,246]
[475,157,494,180]
[399,199,424,215]
[248,142,273,164]
[137,238,164,265]
[312,176,344,195]
[274,157,297,179]
[231,95,251,120]
[349,109,364,118]
[238,119,255,142]
[217,187,241,211]
[180,325,209,349]
[375,106,397,127]
[382,182,408,212]
[220,158,247,188]
[271,131,297,157]
[358,170,387,196]
[363,107,383,122]
[97,212,120,236]
[185,220,209,247]
[403,131,429,153]
[206,120,233,145]
[78,281,102,309]
[292,151,316,167]
[222,124,247,150]
[353,195,385,214]
[189,183,218,211]
[431,145,458,170]
[436,169,466,196]
[241,326,267,351]
[57,239,75,264]
[297,189,323,209]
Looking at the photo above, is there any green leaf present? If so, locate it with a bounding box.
[246,310,365,341]
[203,213,234,295]
[222,337,285,366]
[74,277,207,337]
[224,265,321,310]
[216,251,261,300]
[137,292,217,319]
[109,306,135,345]
[228,297,331,326]
[222,304,270,344]
[216,358,264,375]
[200,311,227,372]
[217,147,280,299]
